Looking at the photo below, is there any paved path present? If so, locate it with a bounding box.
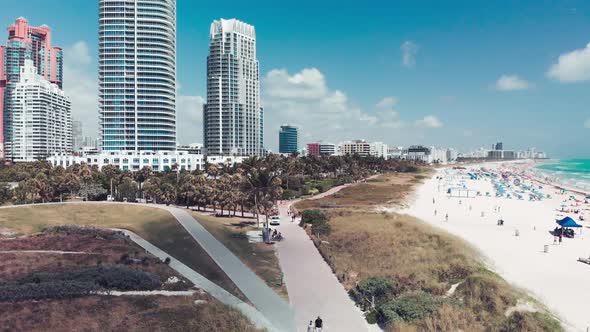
[1,201,295,332]
[133,204,297,332]
[275,182,372,332]
[114,229,278,331]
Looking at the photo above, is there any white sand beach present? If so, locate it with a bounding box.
[402,162,590,332]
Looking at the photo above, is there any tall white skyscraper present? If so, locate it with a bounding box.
[98,0,176,152]
[204,19,263,156]
[7,60,72,162]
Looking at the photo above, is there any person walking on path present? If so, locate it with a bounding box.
[307,320,314,332]
[315,316,323,332]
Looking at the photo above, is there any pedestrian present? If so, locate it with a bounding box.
[315,316,323,332]
[558,234,562,245]
[307,321,314,332]
[434,209,437,216]
[433,197,435,204]
[445,213,448,222]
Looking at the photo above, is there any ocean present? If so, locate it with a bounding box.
[535,159,590,193]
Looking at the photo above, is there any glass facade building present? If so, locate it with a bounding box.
[99,0,176,152]
[203,19,263,156]
[279,125,298,154]
[0,17,63,159]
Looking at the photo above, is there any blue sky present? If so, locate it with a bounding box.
[3,0,590,157]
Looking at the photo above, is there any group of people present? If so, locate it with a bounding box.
[287,208,299,223]
[307,316,323,332]
[553,226,575,244]
[271,229,283,241]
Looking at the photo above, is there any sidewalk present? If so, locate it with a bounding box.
[113,228,278,331]
[275,182,371,332]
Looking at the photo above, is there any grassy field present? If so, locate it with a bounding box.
[0,294,262,332]
[0,226,261,331]
[189,211,287,298]
[295,171,563,332]
[295,172,428,211]
[0,203,245,300]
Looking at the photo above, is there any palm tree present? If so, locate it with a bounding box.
[143,177,161,203]
[159,182,176,206]
[243,166,283,228]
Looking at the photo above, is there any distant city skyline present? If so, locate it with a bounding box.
[2,1,590,158]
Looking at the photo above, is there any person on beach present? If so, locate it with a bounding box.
[315,316,323,332]
[307,320,314,332]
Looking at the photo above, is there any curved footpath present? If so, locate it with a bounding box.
[0,201,296,332]
[276,183,373,332]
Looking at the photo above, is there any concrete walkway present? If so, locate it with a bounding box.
[1,201,295,332]
[137,204,296,332]
[275,183,372,332]
[114,228,278,331]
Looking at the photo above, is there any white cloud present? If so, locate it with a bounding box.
[265,68,327,99]
[494,75,531,91]
[547,42,590,82]
[401,41,418,68]
[415,115,443,128]
[63,41,97,138]
[263,69,410,149]
[376,96,399,109]
[177,95,205,144]
[584,118,590,129]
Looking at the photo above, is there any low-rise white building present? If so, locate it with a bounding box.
[47,150,247,172]
[338,140,388,158]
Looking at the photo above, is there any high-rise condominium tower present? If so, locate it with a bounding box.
[204,19,263,156]
[99,0,176,151]
[8,60,71,162]
[0,17,63,158]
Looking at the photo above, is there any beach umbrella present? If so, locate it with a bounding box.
[556,217,582,228]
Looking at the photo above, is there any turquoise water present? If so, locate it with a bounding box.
[535,159,590,192]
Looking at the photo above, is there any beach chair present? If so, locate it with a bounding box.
[578,257,590,265]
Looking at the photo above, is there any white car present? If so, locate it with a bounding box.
[269,216,281,226]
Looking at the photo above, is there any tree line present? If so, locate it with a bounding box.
[0,154,422,221]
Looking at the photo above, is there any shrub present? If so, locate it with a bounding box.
[357,277,397,301]
[164,257,171,265]
[312,222,332,237]
[281,189,297,200]
[377,292,440,325]
[0,281,98,302]
[17,266,161,292]
[300,209,327,226]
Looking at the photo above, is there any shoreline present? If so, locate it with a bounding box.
[403,162,590,332]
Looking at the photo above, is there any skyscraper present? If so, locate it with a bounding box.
[0,17,63,158]
[279,125,298,154]
[99,0,176,152]
[204,19,263,156]
[7,60,71,162]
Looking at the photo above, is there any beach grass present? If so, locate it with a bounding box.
[295,171,564,332]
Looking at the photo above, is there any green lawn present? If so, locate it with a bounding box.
[0,203,245,300]
[189,211,287,299]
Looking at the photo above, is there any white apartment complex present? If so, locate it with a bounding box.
[47,150,247,172]
[6,60,71,162]
[338,140,388,158]
[203,19,263,156]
